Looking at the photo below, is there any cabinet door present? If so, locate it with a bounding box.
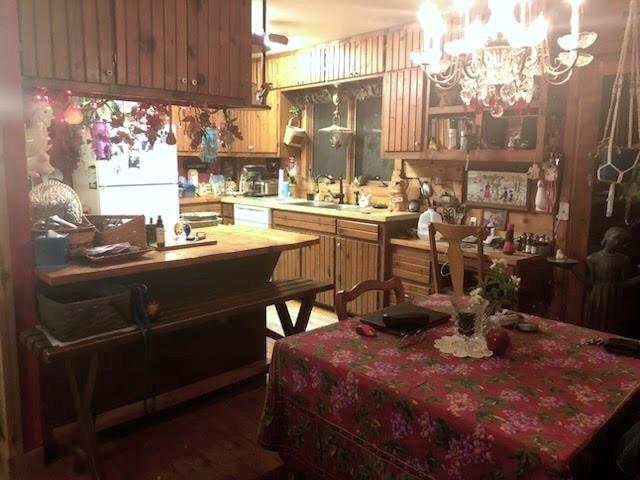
[272,249,301,281]
[325,32,385,82]
[381,68,426,157]
[186,0,251,98]
[385,25,423,72]
[113,0,251,102]
[114,0,187,90]
[301,235,335,307]
[223,60,280,157]
[335,238,380,316]
[18,0,115,84]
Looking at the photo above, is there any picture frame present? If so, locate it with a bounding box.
[467,216,478,227]
[482,209,508,230]
[464,169,529,210]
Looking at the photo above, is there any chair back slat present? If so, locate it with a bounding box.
[428,223,485,297]
[335,278,405,321]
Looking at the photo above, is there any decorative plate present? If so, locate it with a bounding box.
[29,180,84,224]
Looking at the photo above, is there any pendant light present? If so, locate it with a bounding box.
[318,92,352,149]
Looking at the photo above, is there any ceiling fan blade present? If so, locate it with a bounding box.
[267,33,289,45]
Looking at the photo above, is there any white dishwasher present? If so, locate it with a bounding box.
[233,204,272,228]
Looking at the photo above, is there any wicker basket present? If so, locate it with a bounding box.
[37,283,133,342]
[87,215,147,247]
[32,217,96,255]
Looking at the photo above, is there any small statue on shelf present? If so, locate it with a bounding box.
[388,169,408,212]
[583,227,640,335]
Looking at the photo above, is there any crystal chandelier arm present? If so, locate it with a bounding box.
[539,41,579,85]
[462,55,480,80]
[424,58,462,89]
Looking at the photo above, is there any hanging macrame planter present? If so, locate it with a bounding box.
[596,0,640,218]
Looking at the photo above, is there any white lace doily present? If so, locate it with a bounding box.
[434,334,493,359]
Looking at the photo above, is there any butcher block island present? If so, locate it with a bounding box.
[24,225,331,478]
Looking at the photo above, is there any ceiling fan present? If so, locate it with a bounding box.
[252,0,289,53]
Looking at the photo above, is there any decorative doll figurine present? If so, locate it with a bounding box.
[91,121,112,160]
[583,227,639,335]
[25,102,55,178]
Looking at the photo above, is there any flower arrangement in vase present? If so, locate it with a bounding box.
[470,259,521,315]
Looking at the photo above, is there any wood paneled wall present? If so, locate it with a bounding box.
[1,0,41,466]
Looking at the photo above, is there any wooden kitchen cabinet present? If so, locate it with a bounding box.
[18,0,252,107]
[335,237,380,315]
[18,0,116,84]
[381,67,427,158]
[220,60,281,157]
[272,249,301,281]
[267,31,385,89]
[301,235,335,307]
[325,32,386,82]
[385,24,423,72]
[268,47,324,89]
[114,0,251,102]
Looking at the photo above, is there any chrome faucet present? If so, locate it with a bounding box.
[314,174,345,204]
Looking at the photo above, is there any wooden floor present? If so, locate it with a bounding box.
[24,303,337,480]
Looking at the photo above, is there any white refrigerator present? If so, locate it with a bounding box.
[73,130,180,229]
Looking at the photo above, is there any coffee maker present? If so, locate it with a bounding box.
[239,165,278,196]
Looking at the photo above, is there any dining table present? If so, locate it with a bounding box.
[258,295,640,479]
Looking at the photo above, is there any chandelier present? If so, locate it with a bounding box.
[410,0,597,117]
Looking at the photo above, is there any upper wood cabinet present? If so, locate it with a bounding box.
[175,60,281,158]
[385,24,424,72]
[18,0,116,84]
[18,0,253,107]
[325,32,385,82]
[267,31,385,89]
[114,0,251,102]
[381,68,427,158]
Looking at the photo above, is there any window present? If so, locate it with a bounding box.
[355,96,392,180]
[312,101,348,178]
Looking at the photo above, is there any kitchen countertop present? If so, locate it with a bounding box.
[221,196,420,223]
[179,195,223,205]
[390,237,543,267]
[37,225,318,286]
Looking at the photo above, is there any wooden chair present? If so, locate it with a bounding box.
[335,278,406,321]
[428,223,485,297]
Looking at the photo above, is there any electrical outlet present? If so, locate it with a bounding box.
[557,202,570,221]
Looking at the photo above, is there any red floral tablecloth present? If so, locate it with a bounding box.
[258,296,640,479]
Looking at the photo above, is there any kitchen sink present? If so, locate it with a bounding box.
[293,202,372,213]
[294,201,339,208]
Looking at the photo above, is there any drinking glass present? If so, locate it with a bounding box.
[451,296,488,339]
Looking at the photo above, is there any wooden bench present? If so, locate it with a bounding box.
[21,278,333,480]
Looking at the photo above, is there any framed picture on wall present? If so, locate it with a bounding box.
[464,169,529,210]
[481,209,508,230]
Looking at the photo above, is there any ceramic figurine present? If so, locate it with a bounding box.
[388,169,408,212]
[535,180,548,212]
[583,227,639,335]
[25,102,55,178]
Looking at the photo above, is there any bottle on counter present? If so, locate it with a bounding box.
[503,224,515,255]
[156,216,165,249]
[531,235,539,255]
[146,217,157,245]
[525,233,532,254]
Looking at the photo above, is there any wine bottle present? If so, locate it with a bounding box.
[156,216,165,248]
